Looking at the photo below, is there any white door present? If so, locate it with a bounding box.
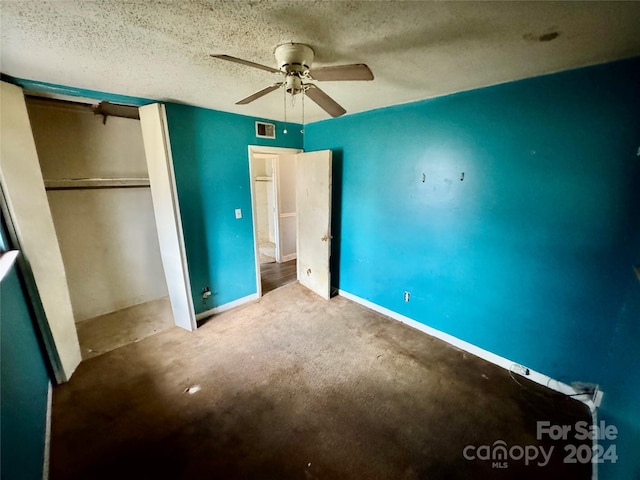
[139,104,196,331]
[296,150,332,299]
[0,81,81,381]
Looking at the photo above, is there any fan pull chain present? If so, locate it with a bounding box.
[283,86,288,134]
[300,88,305,135]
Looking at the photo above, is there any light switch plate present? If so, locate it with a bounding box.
[235,208,242,219]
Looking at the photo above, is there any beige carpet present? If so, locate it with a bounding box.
[75,296,174,360]
[51,282,591,479]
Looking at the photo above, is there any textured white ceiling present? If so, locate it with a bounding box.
[1,1,640,122]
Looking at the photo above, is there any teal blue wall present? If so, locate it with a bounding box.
[305,58,640,479]
[164,104,302,313]
[598,224,640,480]
[1,218,51,480]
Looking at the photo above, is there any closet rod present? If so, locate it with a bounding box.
[44,178,150,190]
[46,185,150,191]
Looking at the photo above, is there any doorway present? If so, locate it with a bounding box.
[249,146,333,299]
[253,154,279,264]
[25,96,173,359]
[249,147,300,296]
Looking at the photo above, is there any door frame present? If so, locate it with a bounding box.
[248,145,301,298]
[251,153,281,263]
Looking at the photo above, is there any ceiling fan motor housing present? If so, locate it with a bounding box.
[275,43,314,75]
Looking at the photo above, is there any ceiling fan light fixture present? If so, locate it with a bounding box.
[285,75,303,95]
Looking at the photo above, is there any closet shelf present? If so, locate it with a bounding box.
[44,178,150,190]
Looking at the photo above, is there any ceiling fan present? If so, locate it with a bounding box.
[211,43,374,118]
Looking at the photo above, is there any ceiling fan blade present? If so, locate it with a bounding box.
[211,54,280,74]
[236,84,282,105]
[309,64,374,81]
[305,85,347,118]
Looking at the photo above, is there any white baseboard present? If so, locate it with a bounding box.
[338,289,596,412]
[195,293,259,321]
[43,381,52,480]
[591,409,599,480]
[280,253,297,263]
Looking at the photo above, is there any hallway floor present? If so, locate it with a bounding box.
[51,283,591,479]
[260,259,296,295]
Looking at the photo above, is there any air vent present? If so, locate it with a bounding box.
[255,121,276,139]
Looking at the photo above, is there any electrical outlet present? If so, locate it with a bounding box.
[403,291,410,302]
[511,364,530,376]
[202,286,211,299]
[593,389,604,407]
[571,382,600,401]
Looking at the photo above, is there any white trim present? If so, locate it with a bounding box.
[271,157,281,263]
[338,289,597,411]
[248,150,262,298]
[591,409,598,480]
[1,81,81,380]
[23,89,98,106]
[43,381,52,480]
[0,250,19,282]
[280,253,297,263]
[195,293,259,321]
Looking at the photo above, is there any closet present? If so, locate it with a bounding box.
[25,96,173,359]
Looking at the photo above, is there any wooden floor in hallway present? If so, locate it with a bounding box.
[261,259,297,295]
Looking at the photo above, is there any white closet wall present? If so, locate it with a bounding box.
[277,154,297,261]
[254,158,275,245]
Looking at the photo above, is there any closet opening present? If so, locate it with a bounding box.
[25,95,174,360]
